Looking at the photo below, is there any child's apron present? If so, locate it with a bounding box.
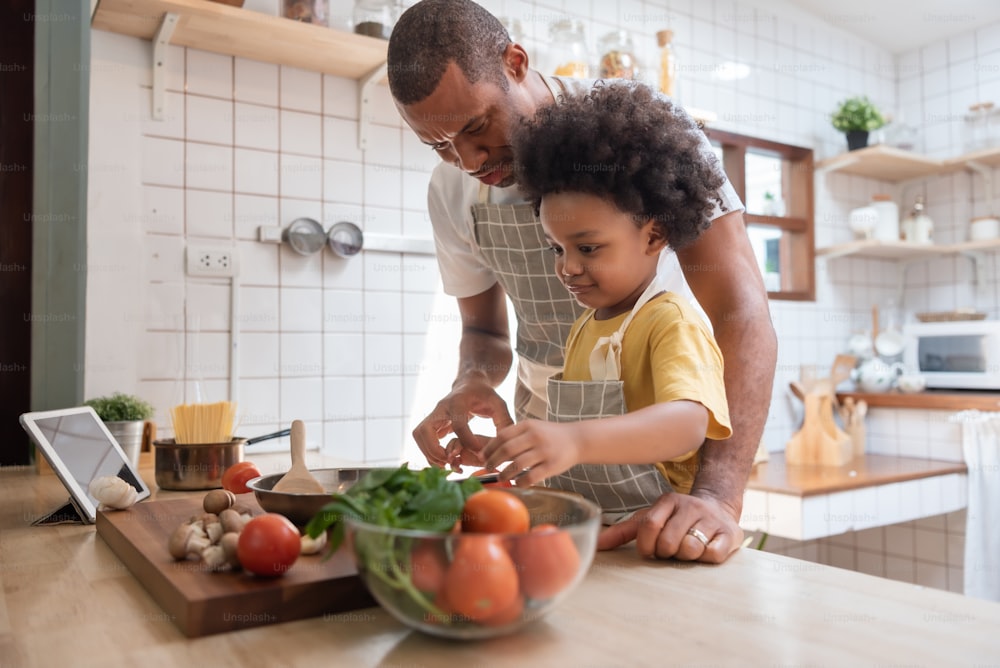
[541,279,674,524]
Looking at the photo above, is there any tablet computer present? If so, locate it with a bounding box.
[19,406,151,524]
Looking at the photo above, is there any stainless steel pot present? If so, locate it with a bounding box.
[153,428,290,491]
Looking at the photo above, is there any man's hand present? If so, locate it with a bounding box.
[596,491,744,563]
[411,380,514,468]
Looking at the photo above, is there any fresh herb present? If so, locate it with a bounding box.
[305,464,484,624]
[84,392,155,422]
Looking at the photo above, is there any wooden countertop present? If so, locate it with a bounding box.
[2,462,999,665]
[837,389,1000,410]
[748,453,967,497]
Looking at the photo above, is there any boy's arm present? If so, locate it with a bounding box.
[482,400,710,485]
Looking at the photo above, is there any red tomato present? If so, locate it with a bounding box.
[511,523,580,600]
[221,461,261,495]
[409,540,447,594]
[480,592,524,626]
[443,534,519,621]
[461,490,530,534]
[237,513,301,577]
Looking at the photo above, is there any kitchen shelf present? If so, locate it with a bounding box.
[817,144,1000,183]
[91,0,388,79]
[816,237,1000,260]
[816,145,945,182]
[91,0,390,147]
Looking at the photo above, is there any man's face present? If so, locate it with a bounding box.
[395,61,535,188]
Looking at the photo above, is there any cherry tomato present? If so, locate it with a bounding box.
[511,523,580,600]
[471,468,512,489]
[461,490,530,534]
[443,534,519,621]
[237,513,301,577]
[221,461,261,494]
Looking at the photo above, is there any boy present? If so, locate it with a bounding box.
[481,83,732,523]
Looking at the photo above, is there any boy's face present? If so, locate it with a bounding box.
[395,60,535,188]
[540,192,666,320]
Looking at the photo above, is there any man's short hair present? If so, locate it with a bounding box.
[388,0,511,106]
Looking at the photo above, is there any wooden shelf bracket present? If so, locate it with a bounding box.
[358,61,388,151]
[151,12,179,121]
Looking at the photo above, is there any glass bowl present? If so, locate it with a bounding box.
[345,487,600,639]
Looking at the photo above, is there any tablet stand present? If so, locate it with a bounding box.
[32,499,87,525]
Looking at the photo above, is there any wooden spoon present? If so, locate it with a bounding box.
[272,420,325,494]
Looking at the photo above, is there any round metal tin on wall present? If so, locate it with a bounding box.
[327,221,364,258]
[284,217,327,255]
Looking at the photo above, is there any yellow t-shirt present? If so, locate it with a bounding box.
[561,292,731,494]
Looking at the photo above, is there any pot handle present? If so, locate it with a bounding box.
[245,428,291,446]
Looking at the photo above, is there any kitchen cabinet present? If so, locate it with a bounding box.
[742,453,967,541]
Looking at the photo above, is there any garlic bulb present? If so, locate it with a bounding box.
[89,476,139,510]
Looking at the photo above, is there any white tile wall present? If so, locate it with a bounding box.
[86,1,1000,593]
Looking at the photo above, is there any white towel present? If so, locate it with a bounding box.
[952,410,1000,602]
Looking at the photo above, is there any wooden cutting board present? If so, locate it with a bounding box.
[96,496,374,637]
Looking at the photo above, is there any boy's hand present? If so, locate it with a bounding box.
[482,420,582,485]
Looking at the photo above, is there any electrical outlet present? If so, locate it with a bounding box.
[186,244,239,277]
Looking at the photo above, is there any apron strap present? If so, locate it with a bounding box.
[588,278,666,381]
[477,182,490,205]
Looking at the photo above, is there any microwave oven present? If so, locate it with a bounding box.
[902,320,1000,390]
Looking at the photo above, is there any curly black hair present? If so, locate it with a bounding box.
[511,82,727,250]
[388,0,511,106]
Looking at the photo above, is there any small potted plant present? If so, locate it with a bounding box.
[85,392,155,466]
[831,96,886,151]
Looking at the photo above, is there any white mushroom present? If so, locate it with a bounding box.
[200,544,228,571]
[168,522,211,560]
[88,476,138,510]
[300,531,328,555]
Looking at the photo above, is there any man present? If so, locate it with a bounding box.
[388,0,776,563]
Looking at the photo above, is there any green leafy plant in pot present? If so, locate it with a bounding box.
[831,96,886,151]
[85,392,155,467]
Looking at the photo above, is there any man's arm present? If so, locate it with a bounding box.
[680,209,776,516]
[411,283,516,467]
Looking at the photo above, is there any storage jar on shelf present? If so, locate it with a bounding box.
[353,0,396,39]
[656,29,678,98]
[869,193,900,242]
[282,0,327,24]
[547,19,591,78]
[598,30,639,80]
[901,196,934,245]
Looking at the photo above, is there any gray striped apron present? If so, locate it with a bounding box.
[543,279,674,524]
[470,182,584,421]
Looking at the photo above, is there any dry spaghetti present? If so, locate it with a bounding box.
[170,401,238,444]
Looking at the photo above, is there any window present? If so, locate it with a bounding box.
[705,129,815,301]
